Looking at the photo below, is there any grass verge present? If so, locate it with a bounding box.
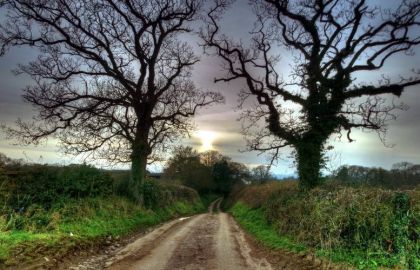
[0,196,204,267]
[230,202,306,252]
[229,181,419,270]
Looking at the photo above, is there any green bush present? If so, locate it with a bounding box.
[0,195,204,265]
[2,164,113,210]
[142,180,163,209]
[142,179,200,209]
[231,181,420,269]
[0,154,206,266]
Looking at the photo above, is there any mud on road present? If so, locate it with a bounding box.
[102,198,269,270]
[70,199,338,270]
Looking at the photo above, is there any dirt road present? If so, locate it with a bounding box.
[104,199,273,270]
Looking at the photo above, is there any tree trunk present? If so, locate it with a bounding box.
[296,141,324,190]
[129,135,149,204]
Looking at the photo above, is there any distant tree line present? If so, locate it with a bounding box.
[162,146,274,195]
[334,162,420,189]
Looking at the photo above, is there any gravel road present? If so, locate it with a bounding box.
[104,199,273,270]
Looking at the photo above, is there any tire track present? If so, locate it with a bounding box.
[104,199,274,270]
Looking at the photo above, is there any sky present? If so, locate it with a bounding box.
[0,1,419,176]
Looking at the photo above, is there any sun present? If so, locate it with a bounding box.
[195,130,217,152]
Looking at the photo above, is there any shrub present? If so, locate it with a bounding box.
[1,180,203,233]
[1,164,113,210]
[0,194,204,266]
[142,179,200,209]
[232,181,420,269]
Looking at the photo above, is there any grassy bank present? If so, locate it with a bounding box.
[0,195,204,267]
[230,202,306,252]
[0,162,205,267]
[229,181,419,270]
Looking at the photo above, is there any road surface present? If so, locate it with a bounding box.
[104,199,273,270]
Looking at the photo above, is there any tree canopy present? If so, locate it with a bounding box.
[163,147,253,194]
[203,0,420,189]
[0,0,223,200]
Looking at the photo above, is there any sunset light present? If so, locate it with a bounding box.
[195,130,217,152]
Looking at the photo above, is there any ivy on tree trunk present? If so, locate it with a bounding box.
[203,0,420,190]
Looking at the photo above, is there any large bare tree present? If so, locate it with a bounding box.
[0,0,223,200]
[203,0,420,189]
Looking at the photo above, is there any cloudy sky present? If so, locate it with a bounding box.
[0,1,419,176]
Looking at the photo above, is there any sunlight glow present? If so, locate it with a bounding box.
[195,130,217,152]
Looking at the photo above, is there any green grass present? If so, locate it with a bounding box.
[315,249,404,270]
[230,202,306,252]
[0,159,205,267]
[230,186,420,270]
[231,202,378,268]
[0,232,60,261]
[0,196,204,266]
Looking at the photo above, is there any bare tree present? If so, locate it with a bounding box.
[0,0,223,200]
[199,150,225,167]
[251,165,271,183]
[203,0,420,189]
